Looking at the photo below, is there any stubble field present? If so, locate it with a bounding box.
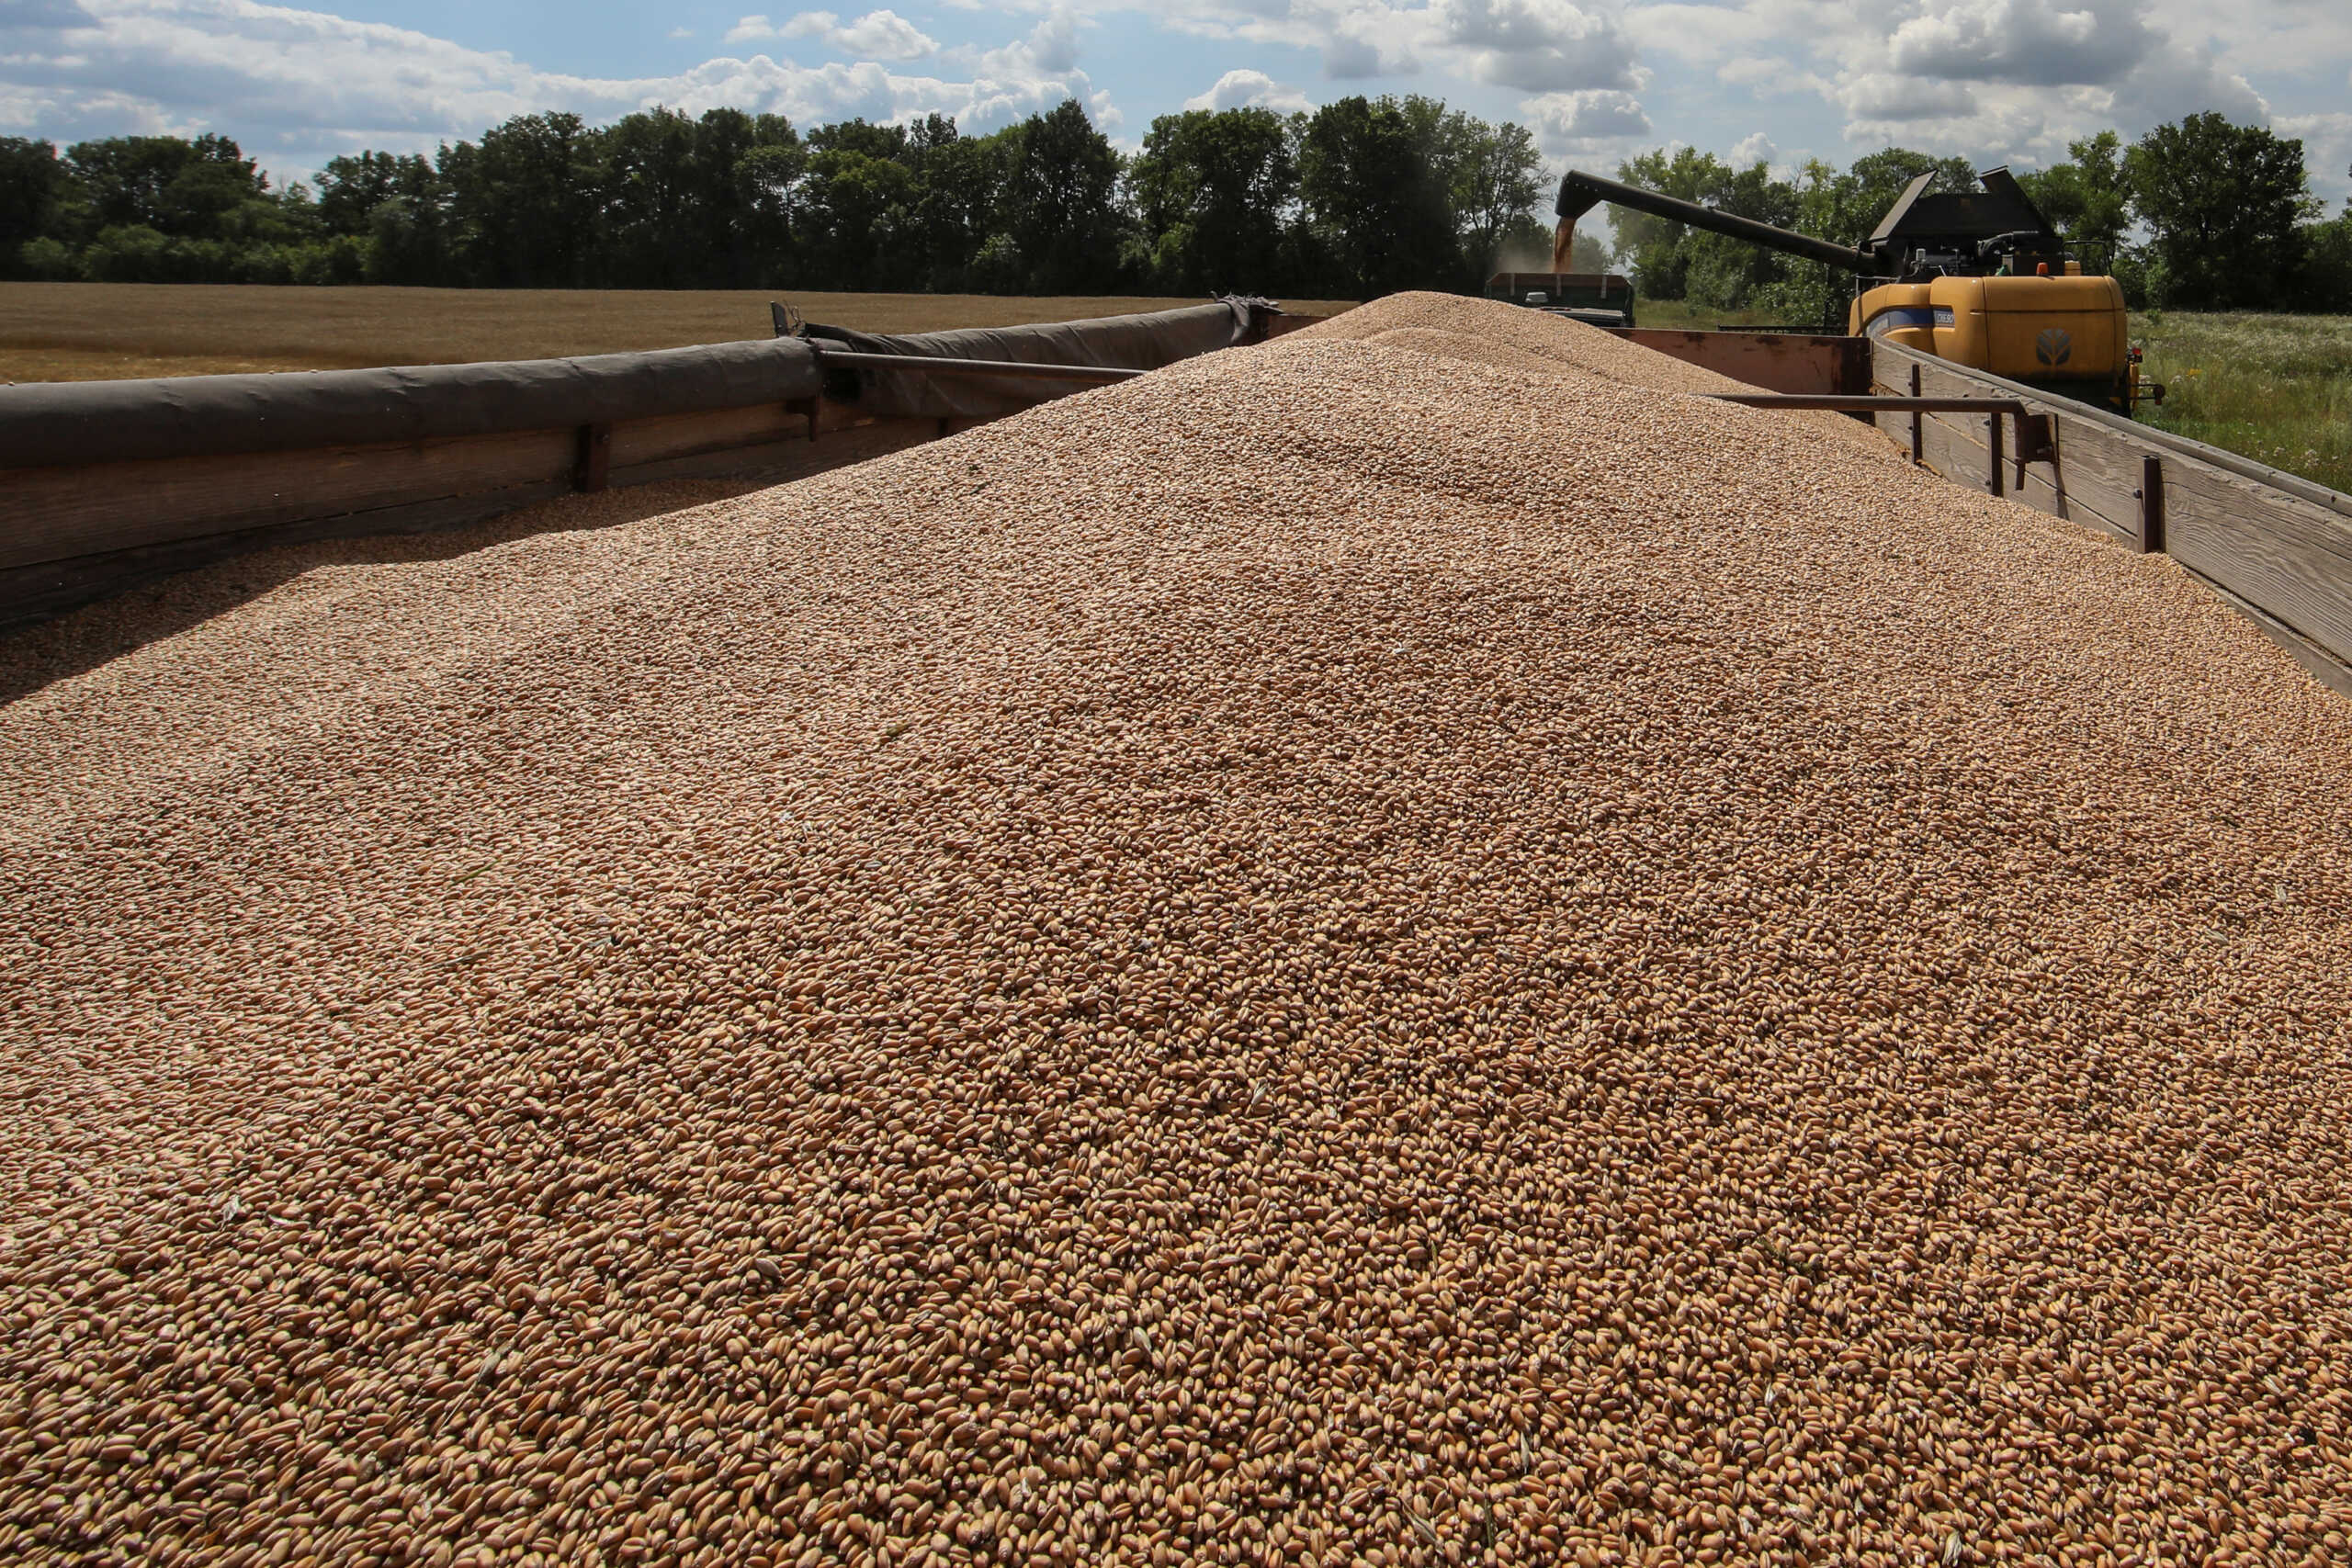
[0,283,1360,382]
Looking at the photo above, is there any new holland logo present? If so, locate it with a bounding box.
[2036,327,2074,367]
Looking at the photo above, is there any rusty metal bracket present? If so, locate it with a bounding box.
[1908,364,1923,466]
[2014,412,2056,491]
[571,422,611,492]
[784,397,819,441]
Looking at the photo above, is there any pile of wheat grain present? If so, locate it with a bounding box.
[5,300,2351,1568]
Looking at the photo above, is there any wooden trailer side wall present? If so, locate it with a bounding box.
[0,401,937,630]
[0,301,1300,630]
[1869,338,2352,695]
[1608,330,1870,396]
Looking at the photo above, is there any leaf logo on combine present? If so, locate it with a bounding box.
[2036,328,2073,367]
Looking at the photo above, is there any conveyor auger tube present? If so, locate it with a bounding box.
[1554,168,1895,277]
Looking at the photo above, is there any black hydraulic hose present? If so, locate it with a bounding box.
[1555,169,1894,276]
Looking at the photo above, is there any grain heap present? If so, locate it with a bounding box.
[1283,293,1889,450]
[6,298,2352,1568]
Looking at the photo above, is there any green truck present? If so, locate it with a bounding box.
[1483,271,1636,329]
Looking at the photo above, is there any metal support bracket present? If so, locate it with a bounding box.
[2138,455,2166,554]
[1712,393,2059,500]
[571,423,612,492]
[1908,364,1923,466]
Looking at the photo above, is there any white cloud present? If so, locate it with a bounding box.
[727,9,935,57]
[668,26,693,39]
[1838,73,1976,125]
[1729,128,1772,164]
[0,0,2343,215]
[1436,0,1640,91]
[1521,85,1650,152]
[0,0,1095,178]
[1887,0,2154,87]
[2273,109,2352,207]
[786,8,939,59]
[1622,1,1772,65]
[0,0,101,27]
[1321,21,1417,80]
[1183,67,1311,111]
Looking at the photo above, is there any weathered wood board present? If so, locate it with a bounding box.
[0,402,950,627]
[1870,338,2352,689]
[1,427,578,573]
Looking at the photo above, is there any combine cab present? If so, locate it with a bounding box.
[1553,165,2157,415]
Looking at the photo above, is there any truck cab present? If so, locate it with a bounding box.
[1485,272,1636,330]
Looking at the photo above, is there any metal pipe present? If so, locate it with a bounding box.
[810,348,1145,382]
[1555,169,1889,276]
[1708,394,2025,414]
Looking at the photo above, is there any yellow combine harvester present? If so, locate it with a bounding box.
[1555,166,2157,415]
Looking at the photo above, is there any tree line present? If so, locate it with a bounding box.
[1615,114,2351,319]
[0,101,2341,312]
[0,97,1553,301]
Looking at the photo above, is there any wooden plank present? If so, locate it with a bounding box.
[1611,329,1861,394]
[1871,337,2352,677]
[2,412,960,629]
[0,479,575,630]
[607,402,808,469]
[0,427,576,572]
[1869,355,2140,542]
[2163,460,2352,667]
[1878,335,2352,523]
[606,418,940,489]
[1910,409,1996,499]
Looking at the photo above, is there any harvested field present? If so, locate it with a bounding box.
[0,283,1357,383]
[7,293,2352,1566]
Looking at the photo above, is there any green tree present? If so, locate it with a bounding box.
[1000,100,1125,294]
[63,133,268,240]
[315,150,425,236]
[683,109,797,288]
[2127,112,2319,308]
[356,155,452,285]
[1683,161,1799,310]
[807,118,911,163]
[595,107,702,288]
[904,123,1014,290]
[1125,108,1296,293]
[1753,149,1978,327]
[685,113,797,288]
[0,137,60,276]
[797,146,917,289]
[1449,118,1544,278]
[440,113,599,287]
[1610,147,1724,299]
[2018,130,2131,276]
[1297,96,1457,296]
[2295,175,2352,310]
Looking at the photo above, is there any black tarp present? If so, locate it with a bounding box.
[0,337,829,470]
[806,299,1274,419]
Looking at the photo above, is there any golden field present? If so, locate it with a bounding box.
[0,283,1360,382]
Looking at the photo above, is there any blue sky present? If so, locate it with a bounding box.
[3,0,2347,211]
